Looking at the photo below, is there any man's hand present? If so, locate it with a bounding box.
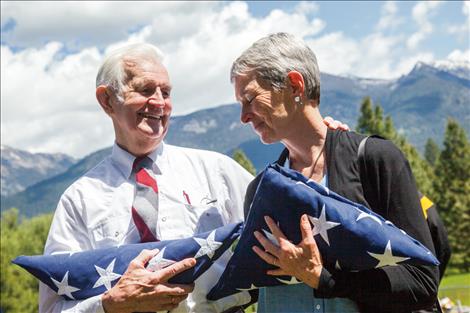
[252,215,323,289]
[102,249,196,313]
[323,116,350,131]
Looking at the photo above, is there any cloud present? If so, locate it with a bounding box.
[447,49,470,63]
[1,1,327,157]
[294,1,319,15]
[0,1,219,50]
[407,1,442,49]
[0,43,110,157]
[1,1,465,158]
[447,1,470,42]
[376,1,403,31]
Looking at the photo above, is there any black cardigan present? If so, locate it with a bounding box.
[243,129,439,313]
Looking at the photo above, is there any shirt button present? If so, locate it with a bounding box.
[316,304,321,310]
[161,217,167,222]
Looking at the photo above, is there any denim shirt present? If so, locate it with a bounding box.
[257,164,360,313]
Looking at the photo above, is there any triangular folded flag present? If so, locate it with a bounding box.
[13,222,243,300]
[207,164,438,300]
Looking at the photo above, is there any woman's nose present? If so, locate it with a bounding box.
[240,105,252,124]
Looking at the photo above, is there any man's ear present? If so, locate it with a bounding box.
[96,86,114,115]
[287,71,305,97]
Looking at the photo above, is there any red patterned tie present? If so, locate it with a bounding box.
[131,156,159,243]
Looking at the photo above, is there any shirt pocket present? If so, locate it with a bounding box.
[90,215,137,249]
[186,203,226,235]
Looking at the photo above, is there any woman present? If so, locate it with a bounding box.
[231,33,439,313]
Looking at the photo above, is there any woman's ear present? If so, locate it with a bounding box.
[287,71,305,97]
[96,86,114,115]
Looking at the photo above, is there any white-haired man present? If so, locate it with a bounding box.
[39,43,254,313]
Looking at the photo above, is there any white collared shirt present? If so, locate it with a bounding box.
[39,142,254,313]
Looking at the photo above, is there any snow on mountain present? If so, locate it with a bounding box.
[1,145,76,196]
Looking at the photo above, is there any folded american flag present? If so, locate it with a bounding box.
[207,164,439,300]
[12,222,243,300]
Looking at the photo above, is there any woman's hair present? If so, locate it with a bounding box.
[231,32,320,103]
[96,43,164,99]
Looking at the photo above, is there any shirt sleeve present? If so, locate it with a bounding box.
[315,138,439,312]
[39,193,105,313]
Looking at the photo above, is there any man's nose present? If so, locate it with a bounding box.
[147,88,165,108]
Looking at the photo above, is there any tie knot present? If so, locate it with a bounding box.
[132,156,153,173]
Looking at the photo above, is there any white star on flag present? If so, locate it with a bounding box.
[237,283,259,291]
[277,276,302,285]
[335,260,342,270]
[368,240,410,268]
[355,207,382,225]
[262,229,280,247]
[147,247,176,271]
[308,204,340,246]
[93,258,122,290]
[193,230,223,259]
[51,271,80,299]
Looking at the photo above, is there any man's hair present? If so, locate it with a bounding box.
[231,32,320,103]
[96,43,164,99]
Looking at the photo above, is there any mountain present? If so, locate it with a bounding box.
[2,60,469,217]
[0,145,76,197]
[165,103,255,153]
[1,147,111,217]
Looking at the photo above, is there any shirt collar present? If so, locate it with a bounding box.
[111,141,166,179]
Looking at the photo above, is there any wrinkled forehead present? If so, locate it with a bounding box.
[122,57,170,85]
[234,72,272,100]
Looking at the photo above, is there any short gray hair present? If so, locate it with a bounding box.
[96,43,164,99]
[231,32,320,103]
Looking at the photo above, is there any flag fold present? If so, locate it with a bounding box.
[207,164,438,300]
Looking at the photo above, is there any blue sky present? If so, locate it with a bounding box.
[1,1,469,157]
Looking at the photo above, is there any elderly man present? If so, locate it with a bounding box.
[39,43,254,313]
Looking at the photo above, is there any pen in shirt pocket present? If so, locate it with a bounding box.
[183,190,191,205]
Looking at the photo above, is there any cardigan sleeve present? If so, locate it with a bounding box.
[315,138,439,312]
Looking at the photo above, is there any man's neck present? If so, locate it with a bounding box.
[115,140,160,158]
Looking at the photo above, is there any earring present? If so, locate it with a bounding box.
[294,96,301,103]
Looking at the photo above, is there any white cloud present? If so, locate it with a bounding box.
[407,1,442,49]
[307,32,360,76]
[447,1,470,42]
[0,43,110,157]
[0,1,219,50]
[447,49,470,63]
[376,1,403,31]
[1,1,328,157]
[1,1,464,158]
[294,1,319,15]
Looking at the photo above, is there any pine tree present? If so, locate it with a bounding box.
[355,97,434,195]
[233,149,256,176]
[424,138,440,166]
[357,97,375,135]
[432,119,470,273]
[1,209,53,313]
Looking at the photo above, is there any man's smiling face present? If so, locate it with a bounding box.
[109,59,173,155]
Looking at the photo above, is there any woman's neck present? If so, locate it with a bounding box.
[282,107,328,180]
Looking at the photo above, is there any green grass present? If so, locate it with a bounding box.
[439,273,470,306]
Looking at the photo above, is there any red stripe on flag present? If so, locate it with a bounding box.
[136,169,158,193]
[132,207,158,243]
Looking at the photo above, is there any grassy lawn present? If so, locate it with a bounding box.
[439,273,470,305]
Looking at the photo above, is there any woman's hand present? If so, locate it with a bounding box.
[323,116,350,131]
[252,214,323,289]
